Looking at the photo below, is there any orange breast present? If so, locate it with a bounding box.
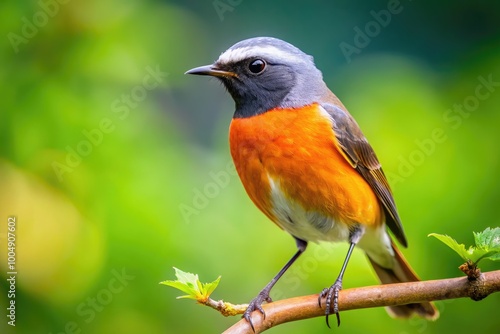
[229,104,382,235]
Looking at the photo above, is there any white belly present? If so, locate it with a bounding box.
[268,175,351,243]
[268,175,396,270]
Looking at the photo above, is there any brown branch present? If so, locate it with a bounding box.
[223,270,500,334]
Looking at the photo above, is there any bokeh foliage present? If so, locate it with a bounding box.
[0,0,499,333]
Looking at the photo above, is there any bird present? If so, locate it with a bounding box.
[186,36,439,330]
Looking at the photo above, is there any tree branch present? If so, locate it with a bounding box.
[223,270,500,334]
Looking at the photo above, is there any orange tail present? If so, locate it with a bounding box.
[366,241,439,320]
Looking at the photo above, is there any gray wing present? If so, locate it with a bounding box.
[322,102,408,247]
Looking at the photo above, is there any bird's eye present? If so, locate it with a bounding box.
[248,59,266,74]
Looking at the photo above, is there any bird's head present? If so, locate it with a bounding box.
[186,37,329,118]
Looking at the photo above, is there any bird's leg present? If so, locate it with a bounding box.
[318,225,365,328]
[244,237,307,332]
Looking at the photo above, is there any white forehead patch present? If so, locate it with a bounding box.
[217,45,306,65]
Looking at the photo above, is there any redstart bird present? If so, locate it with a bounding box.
[186,37,438,329]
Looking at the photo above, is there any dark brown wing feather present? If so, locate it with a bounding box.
[321,102,408,247]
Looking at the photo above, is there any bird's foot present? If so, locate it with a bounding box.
[318,278,342,328]
[243,291,273,332]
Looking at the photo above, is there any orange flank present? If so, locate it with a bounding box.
[229,103,382,233]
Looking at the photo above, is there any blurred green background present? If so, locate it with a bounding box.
[1,0,499,333]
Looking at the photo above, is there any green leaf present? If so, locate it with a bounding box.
[473,227,500,261]
[174,267,199,287]
[160,267,200,300]
[429,228,500,265]
[490,252,500,261]
[203,275,221,297]
[160,267,221,302]
[474,250,500,263]
[428,233,469,261]
[474,227,499,246]
[161,280,197,299]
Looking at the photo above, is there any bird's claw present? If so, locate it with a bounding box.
[318,279,342,328]
[243,292,272,332]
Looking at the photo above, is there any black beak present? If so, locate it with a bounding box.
[185,64,237,78]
